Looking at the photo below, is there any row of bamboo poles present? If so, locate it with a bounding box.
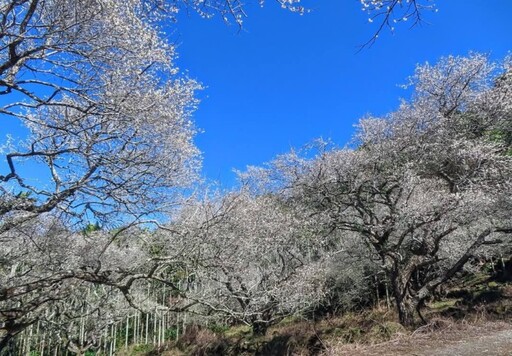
[12,309,190,356]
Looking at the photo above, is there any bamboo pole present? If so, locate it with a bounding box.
[153,311,157,345]
[125,316,129,350]
[145,313,149,344]
[113,324,117,353]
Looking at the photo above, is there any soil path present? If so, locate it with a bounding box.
[420,328,512,356]
[330,322,512,356]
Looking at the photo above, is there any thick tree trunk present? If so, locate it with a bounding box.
[250,311,273,336]
[388,268,420,327]
[396,297,417,327]
[251,320,269,336]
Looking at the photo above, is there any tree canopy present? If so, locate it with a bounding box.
[2,1,511,354]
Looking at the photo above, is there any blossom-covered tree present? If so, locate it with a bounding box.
[0,0,202,232]
[163,189,325,336]
[0,3,203,344]
[253,54,512,326]
[0,216,179,349]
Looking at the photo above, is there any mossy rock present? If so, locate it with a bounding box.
[224,324,252,338]
[429,299,460,311]
[277,315,303,326]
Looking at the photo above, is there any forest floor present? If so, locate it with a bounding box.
[328,321,512,356]
[148,319,512,355]
[126,276,512,355]
[150,313,512,356]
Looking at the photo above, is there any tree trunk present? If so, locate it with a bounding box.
[396,297,416,327]
[251,321,268,336]
[388,268,419,327]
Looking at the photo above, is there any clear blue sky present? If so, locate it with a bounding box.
[173,0,512,186]
[1,1,511,188]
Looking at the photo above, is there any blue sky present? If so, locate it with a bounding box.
[173,0,512,185]
[1,1,511,188]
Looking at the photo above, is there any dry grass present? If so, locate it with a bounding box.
[133,313,511,356]
[135,282,512,355]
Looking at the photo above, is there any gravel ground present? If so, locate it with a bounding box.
[420,329,512,356]
[327,322,512,356]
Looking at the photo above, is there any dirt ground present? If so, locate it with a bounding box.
[327,321,512,356]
